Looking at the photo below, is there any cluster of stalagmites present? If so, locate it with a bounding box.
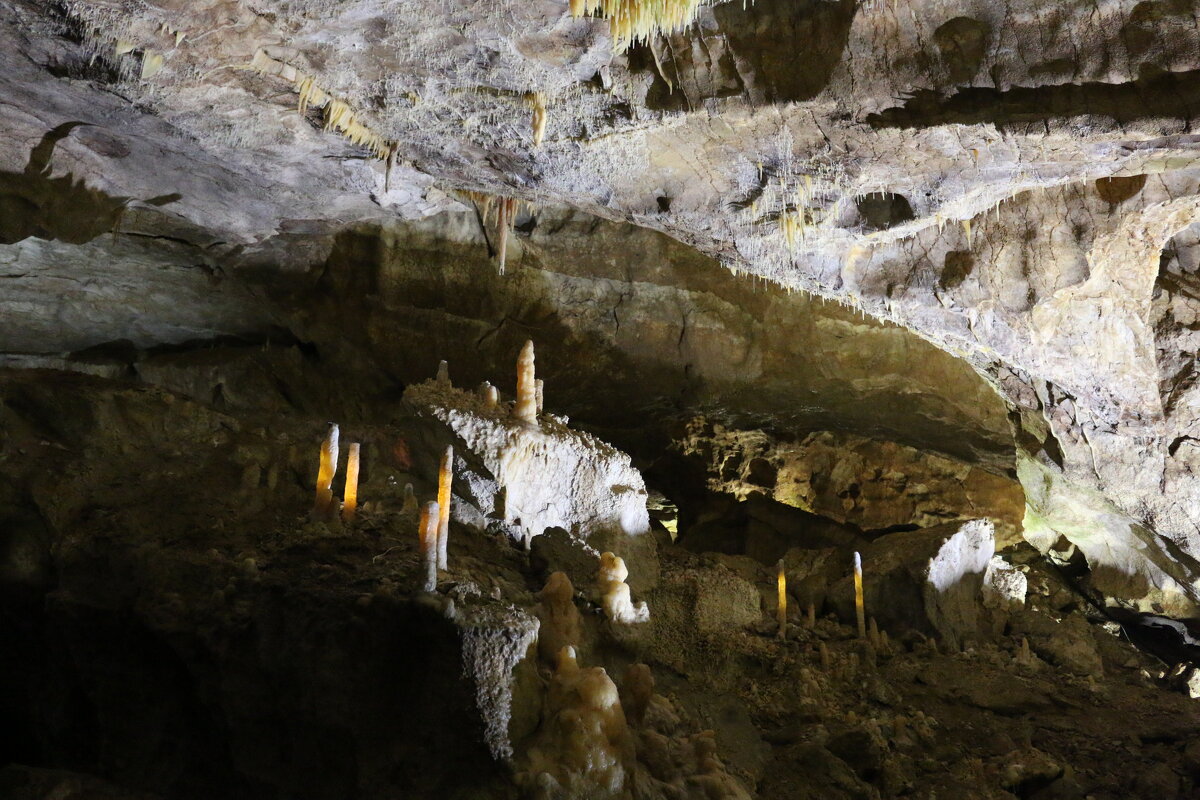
[403,340,652,551]
[528,572,744,799]
[311,422,361,523]
[307,341,566,595]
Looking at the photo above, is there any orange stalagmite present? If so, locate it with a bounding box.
[419,501,440,592]
[313,423,339,518]
[776,560,787,640]
[514,340,538,425]
[854,551,866,639]
[437,446,453,570]
[342,442,361,522]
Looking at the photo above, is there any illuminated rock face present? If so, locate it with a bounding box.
[403,379,651,551]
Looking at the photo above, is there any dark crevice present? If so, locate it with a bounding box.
[866,67,1200,130]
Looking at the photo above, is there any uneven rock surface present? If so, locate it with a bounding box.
[4,0,1200,602]
[7,0,1200,796]
[1,371,1199,799]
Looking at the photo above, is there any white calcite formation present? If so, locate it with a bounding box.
[597,551,649,625]
[521,646,633,798]
[983,555,1028,612]
[403,378,651,550]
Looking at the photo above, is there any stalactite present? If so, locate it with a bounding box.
[342,442,361,522]
[529,91,548,147]
[496,197,517,274]
[313,423,339,518]
[570,0,706,51]
[514,340,538,425]
[437,446,453,570]
[246,49,393,159]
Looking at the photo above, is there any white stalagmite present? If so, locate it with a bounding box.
[419,501,439,592]
[597,552,649,624]
[513,340,538,425]
[437,446,453,570]
[401,483,417,515]
[535,378,544,415]
[313,423,340,518]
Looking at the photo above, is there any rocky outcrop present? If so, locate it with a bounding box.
[675,419,1024,543]
[829,519,997,649]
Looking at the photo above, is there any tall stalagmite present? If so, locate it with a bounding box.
[514,340,538,426]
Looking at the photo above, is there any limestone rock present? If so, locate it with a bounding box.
[983,555,1028,611]
[1009,610,1104,678]
[679,423,1024,543]
[829,520,996,648]
[403,379,651,551]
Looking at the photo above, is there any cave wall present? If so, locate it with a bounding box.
[1,0,1200,610]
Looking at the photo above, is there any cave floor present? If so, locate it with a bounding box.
[2,369,1199,800]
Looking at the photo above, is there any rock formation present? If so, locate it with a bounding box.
[5,0,1200,797]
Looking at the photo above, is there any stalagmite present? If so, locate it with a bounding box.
[621,663,654,725]
[401,483,417,514]
[535,571,582,663]
[535,378,544,414]
[819,641,831,670]
[806,602,816,629]
[479,381,497,407]
[419,501,439,592]
[342,442,360,522]
[313,423,340,518]
[524,645,632,794]
[776,560,787,640]
[436,360,450,384]
[854,551,866,639]
[437,446,453,570]
[513,340,538,425]
[597,551,649,624]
